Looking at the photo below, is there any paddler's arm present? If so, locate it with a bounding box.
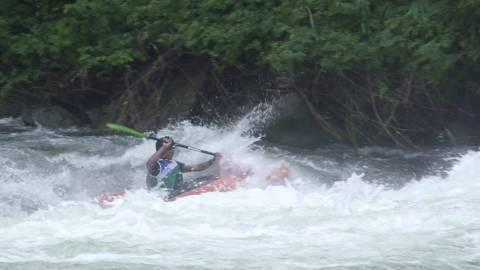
[182,153,222,172]
[146,138,173,172]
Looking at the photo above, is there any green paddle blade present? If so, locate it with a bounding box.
[106,123,145,138]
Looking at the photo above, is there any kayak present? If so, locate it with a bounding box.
[95,164,289,206]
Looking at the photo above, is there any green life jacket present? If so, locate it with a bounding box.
[147,159,184,191]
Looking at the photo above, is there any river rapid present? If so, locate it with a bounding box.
[0,106,479,270]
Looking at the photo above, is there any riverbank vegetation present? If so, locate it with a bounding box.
[2,0,480,147]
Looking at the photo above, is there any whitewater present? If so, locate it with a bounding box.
[0,108,479,269]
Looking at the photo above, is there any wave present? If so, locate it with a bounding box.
[0,105,479,268]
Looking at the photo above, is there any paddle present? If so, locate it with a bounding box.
[106,123,216,156]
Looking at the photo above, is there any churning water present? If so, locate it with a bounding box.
[0,107,479,269]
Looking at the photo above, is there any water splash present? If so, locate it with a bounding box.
[0,110,480,269]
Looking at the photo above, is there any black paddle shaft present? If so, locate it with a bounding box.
[174,143,216,156]
[147,136,215,156]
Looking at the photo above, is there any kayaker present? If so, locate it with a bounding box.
[146,136,222,197]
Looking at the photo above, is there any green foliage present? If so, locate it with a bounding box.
[2,0,480,114]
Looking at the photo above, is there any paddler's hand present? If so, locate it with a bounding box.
[162,136,174,149]
[206,153,222,168]
[213,152,222,162]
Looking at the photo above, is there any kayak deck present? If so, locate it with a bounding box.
[95,164,289,205]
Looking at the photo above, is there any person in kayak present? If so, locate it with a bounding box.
[146,136,222,197]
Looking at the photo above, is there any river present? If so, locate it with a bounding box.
[0,106,479,269]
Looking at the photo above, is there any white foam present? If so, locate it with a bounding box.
[1,149,480,268]
[1,107,480,268]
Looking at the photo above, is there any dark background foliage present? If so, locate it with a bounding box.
[2,0,480,147]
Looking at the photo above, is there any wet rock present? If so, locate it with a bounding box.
[264,93,332,148]
[21,106,81,128]
[100,55,208,130]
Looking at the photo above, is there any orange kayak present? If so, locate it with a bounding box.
[95,164,289,206]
